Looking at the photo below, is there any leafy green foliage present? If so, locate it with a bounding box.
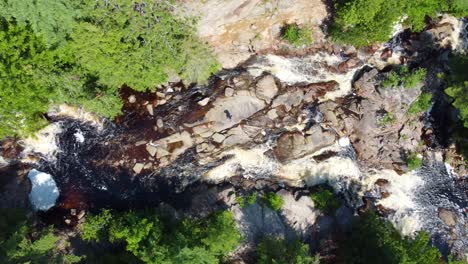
[446,55,468,128]
[379,112,396,126]
[236,196,246,208]
[81,209,113,243]
[261,192,284,211]
[403,68,427,88]
[382,66,427,89]
[330,0,450,46]
[81,209,241,264]
[256,237,319,264]
[71,0,219,91]
[236,192,257,208]
[247,192,257,205]
[0,0,220,139]
[407,152,423,170]
[338,212,443,264]
[0,0,76,47]
[310,187,340,213]
[0,21,69,138]
[0,209,79,264]
[448,0,468,17]
[408,92,433,115]
[282,24,313,47]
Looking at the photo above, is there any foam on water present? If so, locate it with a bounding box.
[48,104,104,129]
[74,129,85,143]
[364,169,425,236]
[247,53,360,101]
[27,169,60,211]
[20,123,63,162]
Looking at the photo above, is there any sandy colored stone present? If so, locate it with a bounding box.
[133,163,145,174]
[180,0,328,68]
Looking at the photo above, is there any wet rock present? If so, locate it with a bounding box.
[255,75,278,102]
[146,104,154,116]
[302,81,338,103]
[438,208,457,226]
[272,89,304,112]
[198,97,210,106]
[231,202,290,242]
[338,58,360,72]
[335,205,353,231]
[133,163,144,174]
[157,119,164,128]
[135,140,147,146]
[77,210,86,220]
[278,190,318,238]
[146,144,158,157]
[381,48,392,59]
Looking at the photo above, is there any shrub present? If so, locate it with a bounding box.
[282,24,313,47]
[379,112,396,126]
[330,0,449,46]
[261,192,284,211]
[247,192,257,205]
[408,92,433,115]
[382,71,401,88]
[338,212,444,264]
[407,152,423,170]
[446,55,468,128]
[236,196,246,208]
[310,187,340,213]
[256,237,319,264]
[0,209,79,264]
[403,68,427,88]
[81,209,241,263]
[381,66,427,89]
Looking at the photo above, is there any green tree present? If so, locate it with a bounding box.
[70,0,219,91]
[338,212,443,264]
[174,247,218,264]
[81,209,241,264]
[446,55,468,128]
[256,237,318,264]
[0,0,76,47]
[330,0,450,46]
[0,209,79,264]
[0,21,62,138]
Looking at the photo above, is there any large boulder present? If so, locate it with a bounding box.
[273,127,336,162]
[180,0,328,68]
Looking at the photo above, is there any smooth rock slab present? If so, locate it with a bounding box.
[204,95,266,132]
[27,169,59,211]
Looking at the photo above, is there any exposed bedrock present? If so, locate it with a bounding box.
[1,15,467,260]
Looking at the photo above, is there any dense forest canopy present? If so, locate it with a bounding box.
[0,0,219,138]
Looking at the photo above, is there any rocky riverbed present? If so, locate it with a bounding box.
[0,9,467,262]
